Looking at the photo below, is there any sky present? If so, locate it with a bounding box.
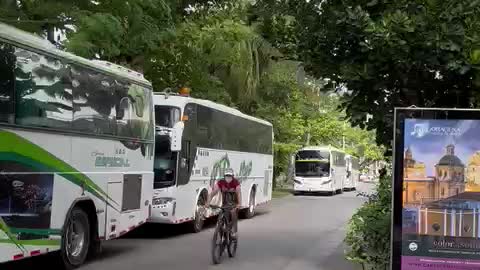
[404,119,480,176]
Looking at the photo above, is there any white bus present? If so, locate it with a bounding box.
[149,91,274,232]
[344,155,360,191]
[0,24,154,267]
[293,146,346,195]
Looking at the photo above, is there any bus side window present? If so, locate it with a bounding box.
[0,43,15,124]
[14,47,73,129]
[177,140,191,186]
[181,140,191,169]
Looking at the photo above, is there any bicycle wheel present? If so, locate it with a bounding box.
[211,220,225,264]
[227,233,237,258]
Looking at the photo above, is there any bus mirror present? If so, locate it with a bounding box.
[171,121,184,152]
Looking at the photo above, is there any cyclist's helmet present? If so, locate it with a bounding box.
[224,168,234,177]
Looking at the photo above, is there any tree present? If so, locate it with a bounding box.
[66,0,172,72]
[145,5,279,111]
[0,0,93,43]
[254,60,383,181]
[3,0,385,186]
[255,0,480,151]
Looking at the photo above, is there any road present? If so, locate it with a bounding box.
[3,182,374,270]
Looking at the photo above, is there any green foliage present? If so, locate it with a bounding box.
[66,0,172,71]
[345,170,391,269]
[5,0,385,188]
[256,61,383,176]
[0,0,93,42]
[255,0,480,151]
[273,143,299,185]
[145,6,278,112]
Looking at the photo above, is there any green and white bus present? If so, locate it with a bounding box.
[0,23,154,267]
[150,91,274,232]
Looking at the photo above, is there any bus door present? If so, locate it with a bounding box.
[153,135,178,189]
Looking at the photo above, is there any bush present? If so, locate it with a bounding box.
[345,169,391,270]
[273,143,300,188]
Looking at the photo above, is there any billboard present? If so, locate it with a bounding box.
[393,109,480,270]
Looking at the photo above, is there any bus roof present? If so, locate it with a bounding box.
[0,23,152,87]
[153,93,272,127]
[299,146,345,153]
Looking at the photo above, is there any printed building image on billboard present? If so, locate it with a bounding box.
[402,119,480,270]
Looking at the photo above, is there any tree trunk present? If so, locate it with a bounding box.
[305,132,311,146]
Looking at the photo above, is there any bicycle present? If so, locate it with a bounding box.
[210,205,238,264]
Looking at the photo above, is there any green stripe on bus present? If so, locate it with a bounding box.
[0,130,119,209]
[0,217,26,253]
[10,228,62,236]
[0,239,60,246]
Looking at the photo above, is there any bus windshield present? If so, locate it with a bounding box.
[295,161,330,177]
[295,150,330,161]
[155,105,180,128]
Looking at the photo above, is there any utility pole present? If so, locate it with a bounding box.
[306,132,311,146]
[342,121,346,150]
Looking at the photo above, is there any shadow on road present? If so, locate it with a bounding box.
[1,251,62,270]
[293,192,338,197]
[124,220,216,239]
[0,208,273,269]
[1,242,133,270]
[125,209,271,239]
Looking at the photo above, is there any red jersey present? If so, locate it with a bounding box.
[217,178,240,192]
[216,178,240,206]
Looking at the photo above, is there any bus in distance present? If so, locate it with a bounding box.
[149,90,274,232]
[293,146,346,195]
[0,23,155,268]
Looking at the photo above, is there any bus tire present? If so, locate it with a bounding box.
[61,207,90,269]
[191,194,206,233]
[243,188,256,219]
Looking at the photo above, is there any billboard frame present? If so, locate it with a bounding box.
[391,107,480,270]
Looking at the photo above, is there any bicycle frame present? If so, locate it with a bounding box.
[211,205,238,264]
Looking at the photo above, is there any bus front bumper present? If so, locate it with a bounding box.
[148,198,176,224]
[293,178,334,192]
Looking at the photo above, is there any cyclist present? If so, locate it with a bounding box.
[207,168,241,239]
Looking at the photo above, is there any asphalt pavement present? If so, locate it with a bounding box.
[3,182,374,270]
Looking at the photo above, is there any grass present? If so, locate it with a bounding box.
[272,188,293,198]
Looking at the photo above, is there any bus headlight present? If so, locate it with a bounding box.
[153,197,174,205]
[322,180,332,185]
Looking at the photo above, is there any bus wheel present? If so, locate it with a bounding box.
[244,189,256,219]
[192,196,205,233]
[61,207,90,269]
